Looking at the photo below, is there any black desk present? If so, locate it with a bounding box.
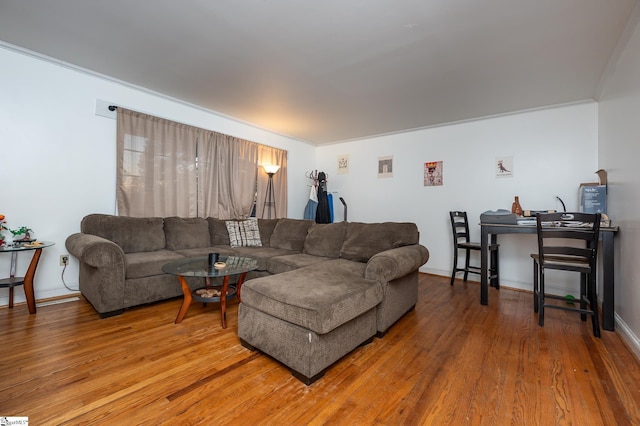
[480,223,619,331]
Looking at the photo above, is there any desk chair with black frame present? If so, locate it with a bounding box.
[531,212,601,337]
[449,211,499,287]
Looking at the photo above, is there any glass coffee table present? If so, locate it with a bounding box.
[162,255,258,328]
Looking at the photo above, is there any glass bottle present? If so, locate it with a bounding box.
[512,196,523,216]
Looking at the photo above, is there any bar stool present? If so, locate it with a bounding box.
[449,211,499,286]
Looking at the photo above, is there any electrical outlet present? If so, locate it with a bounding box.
[60,255,69,266]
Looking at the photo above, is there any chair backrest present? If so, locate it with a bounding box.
[535,212,601,271]
[450,211,471,247]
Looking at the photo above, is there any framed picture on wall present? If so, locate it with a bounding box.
[424,161,443,186]
[378,156,393,178]
[496,156,513,177]
[337,154,350,174]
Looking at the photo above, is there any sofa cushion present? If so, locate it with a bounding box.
[303,222,346,258]
[258,219,279,247]
[225,218,262,247]
[227,246,298,271]
[266,253,332,275]
[241,259,380,335]
[207,218,231,246]
[125,250,186,279]
[269,218,314,251]
[81,214,165,254]
[340,222,419,262]
[164,217,210,250]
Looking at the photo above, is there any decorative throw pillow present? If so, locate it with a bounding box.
[225,218,262,247]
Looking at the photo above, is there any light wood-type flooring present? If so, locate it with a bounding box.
[2,274,640,425]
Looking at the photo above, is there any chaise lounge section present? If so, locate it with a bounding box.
[237,221,428,383]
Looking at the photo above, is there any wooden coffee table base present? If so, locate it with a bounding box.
[174,272,249,328]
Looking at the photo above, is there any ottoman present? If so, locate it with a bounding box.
[238,260,383,384]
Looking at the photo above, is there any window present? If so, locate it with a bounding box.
[116,108,287,219]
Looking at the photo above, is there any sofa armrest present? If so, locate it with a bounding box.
[66,233,126,268]
[66,233,128,316]
[365,244,429,283]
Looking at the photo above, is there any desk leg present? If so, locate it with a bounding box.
[24,248,43,314]
[175,276,192,324]
[490,234,499,289]
[602,232,615,331]
[481,227,489,305]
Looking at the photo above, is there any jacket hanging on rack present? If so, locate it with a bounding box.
[315,172,331,223]
[303,185,318,220]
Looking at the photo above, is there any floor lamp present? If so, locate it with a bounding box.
[261,164,280,219]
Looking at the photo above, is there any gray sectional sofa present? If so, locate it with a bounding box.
[66,214,429,384]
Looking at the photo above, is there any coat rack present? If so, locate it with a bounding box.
[306,170,329,188]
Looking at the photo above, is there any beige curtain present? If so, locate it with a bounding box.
[198,132,259,219]
[117,108,287,219]
[117,108,198,217]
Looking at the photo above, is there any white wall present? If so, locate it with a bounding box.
[316,103,599,294]
[0,45,315,306]
[599,18,640,352]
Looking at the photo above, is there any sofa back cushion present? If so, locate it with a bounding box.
[340,222,419,262]
[164,217,210,250]
[257,219,279,247]
[81,214,165,253]
[303,222,347,258]
[269,218,314,251]
[208,218,279,247]
[207,218,231,246]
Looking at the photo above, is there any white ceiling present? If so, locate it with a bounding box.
[0,1,637,145]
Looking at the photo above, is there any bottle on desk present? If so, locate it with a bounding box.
[511,196,523,216]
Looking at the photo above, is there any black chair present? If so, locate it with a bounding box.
[449,211,499,286]
[531,212,601,337]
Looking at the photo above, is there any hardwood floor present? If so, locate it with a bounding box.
[2,274,640,425]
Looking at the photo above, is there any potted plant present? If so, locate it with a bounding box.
[11,226,34,242]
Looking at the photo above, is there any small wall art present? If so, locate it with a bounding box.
[378,155,393,178]
[337,154,350,174]
[496,156,513,177]
[424,161,443,186]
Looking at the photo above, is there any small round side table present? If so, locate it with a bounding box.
[0,241,54,313]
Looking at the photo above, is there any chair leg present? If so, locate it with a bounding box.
[491,246,500,288]
[463,249,471,282]
[532,259,536,311]
[579,273,588,321]
[589,273,601,338]
[450,248,458,286]
[538,270,545,327]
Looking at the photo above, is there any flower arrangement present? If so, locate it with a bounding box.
[0,214,6,245]
[0,215,34,244]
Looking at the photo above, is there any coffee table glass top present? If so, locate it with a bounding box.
[162,255,258,278]
[0,241,55,252]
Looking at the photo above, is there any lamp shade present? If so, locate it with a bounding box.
[263,164,280,175]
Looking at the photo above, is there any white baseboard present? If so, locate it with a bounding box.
[613,314,640,361]
[36,296,80,307]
